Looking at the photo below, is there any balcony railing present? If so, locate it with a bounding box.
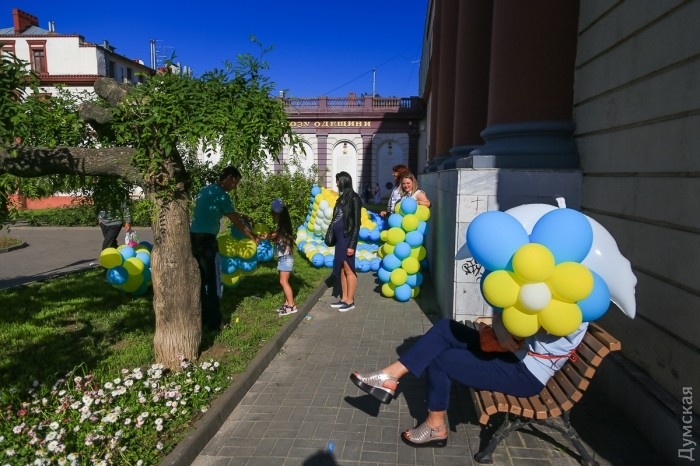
[281,96,423,113]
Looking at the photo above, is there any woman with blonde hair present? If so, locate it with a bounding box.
[401,173,431,208]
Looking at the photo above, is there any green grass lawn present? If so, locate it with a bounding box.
[0,251,329,464]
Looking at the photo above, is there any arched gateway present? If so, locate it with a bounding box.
[274,93,425,203]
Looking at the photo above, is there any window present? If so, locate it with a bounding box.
[0,41,16,56]
[126,67,132,82]
[27,40,47,74]
[107,60,115,78]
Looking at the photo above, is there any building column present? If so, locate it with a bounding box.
[316,134,329,187]
[444,0,493,169]
[433,0,460,165]
[468,0,580,168]
[361,133,373,183]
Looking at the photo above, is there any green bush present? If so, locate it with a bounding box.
[18,200,154,227]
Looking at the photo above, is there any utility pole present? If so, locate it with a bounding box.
[372,68,376,97]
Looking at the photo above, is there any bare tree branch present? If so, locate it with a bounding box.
[0,146,141,184]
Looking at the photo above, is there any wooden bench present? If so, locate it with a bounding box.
[470,322,621,466]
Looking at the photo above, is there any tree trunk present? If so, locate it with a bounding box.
[151,195,202,368]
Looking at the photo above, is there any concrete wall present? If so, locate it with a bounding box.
[575,0,700,408]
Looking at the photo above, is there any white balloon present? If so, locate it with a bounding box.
[319,200,330,210]
[519,282,552,311]
[505,203,637,319]
[582,216,637,318]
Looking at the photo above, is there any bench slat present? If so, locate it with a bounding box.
[516,396,535,418]
[527,394,549,420]
[538,386,563,418]
[493,391,509,413]
[506,394,522,416]
[589,322,622,352]
[471,388,491,425]
[561,362,591,391]
[552,370,583,403]
[576,339,603,367]
[582,331,610,359]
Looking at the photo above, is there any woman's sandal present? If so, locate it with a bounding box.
[349,370,398,404]
[400,421,448,448]
[278,305,298,317]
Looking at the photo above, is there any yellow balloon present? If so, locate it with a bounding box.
[411,286,421,298]
[217,236,237,256]
[382,243,395,256]
[401,214,419,232]
[482,270,520,308]
[415,205,431,221]
[538,300,582,336]
[512,243,555,282]
[122,273,144,293]
[237,239,258,260]
[390,268,408,286]
[377,247,385,259]
[252,223,270,235]
[402,257,420,275]
[380,230,389,242]
[502,306,540,338]
[394,201,402,214]
[123,257,145,275]
[547,262,594,302]
[381,282,396,297]
[387,227,406,245]
[221,270,242,287]
[99,248,122,268]
[409,246,427,260]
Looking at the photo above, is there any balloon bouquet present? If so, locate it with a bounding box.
[217,221,275,289]
[99,242,154,295]
[465,203,637,337]
[375,197,431,302]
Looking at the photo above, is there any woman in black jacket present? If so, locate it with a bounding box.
[328,171,362,312]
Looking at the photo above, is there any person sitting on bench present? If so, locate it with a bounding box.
[350,313,587,448]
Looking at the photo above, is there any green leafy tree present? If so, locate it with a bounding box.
[0,49,301,369]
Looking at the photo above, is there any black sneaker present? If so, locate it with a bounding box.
[338,302,355,312]
[330,301,346,308]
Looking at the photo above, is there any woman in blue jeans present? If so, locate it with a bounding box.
[350,313,587,447]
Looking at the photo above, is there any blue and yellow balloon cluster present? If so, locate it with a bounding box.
[99,242,153,295]
[467,208,611,337]
[376,197,431,302]
[296,185,381,270]
[217,222,274,288]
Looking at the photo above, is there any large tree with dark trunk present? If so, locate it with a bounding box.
[0,52,297,369]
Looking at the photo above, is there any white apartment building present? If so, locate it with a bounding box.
[0,8,153,96]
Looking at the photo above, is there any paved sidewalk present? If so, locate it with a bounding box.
[184,272,663,466]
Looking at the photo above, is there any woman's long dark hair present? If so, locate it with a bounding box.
[274,205,294,250]
[335,171,356,204]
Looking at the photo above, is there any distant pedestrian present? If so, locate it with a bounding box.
[363,183,372,204]
[373,182,381,204]
[98,206,131,250]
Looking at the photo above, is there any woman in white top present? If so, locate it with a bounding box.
[401,172,431,208]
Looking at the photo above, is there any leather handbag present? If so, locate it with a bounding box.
[477,323,509,352]
[324,225,336,247]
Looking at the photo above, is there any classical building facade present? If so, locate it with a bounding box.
[0,8,152,96]
[419,1,699,462]
[277,94,424,198]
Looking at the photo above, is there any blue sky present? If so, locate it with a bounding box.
[6,1,428,98]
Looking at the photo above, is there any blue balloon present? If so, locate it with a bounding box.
[578,271,611,322]
[466,211,529,271]
[119,246,136,260]
[359,259,371,273]
[370,257,381,271]
[135,251,151,267]
[230,218,253,240]
[393,242,411,260]
[405,231,424,248]
[399,197,417,215]
[377,266,392,283]
[381,253,401,271]
[132,282,150,296]
[311,185,322,196]
[359,227,371,241]
[394,284,412,302]
[256,240,274,262]
[324,254,334,268]
[370,229,381,242]
[311,253,325,268]
[137,241,153,251]
[406,272,423,287]
[388,213,403,229]
[239,257,258,272]
[106,266,128,285]
[417,221,428,235]
[529,208,593,263]
[142,267,152,285]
